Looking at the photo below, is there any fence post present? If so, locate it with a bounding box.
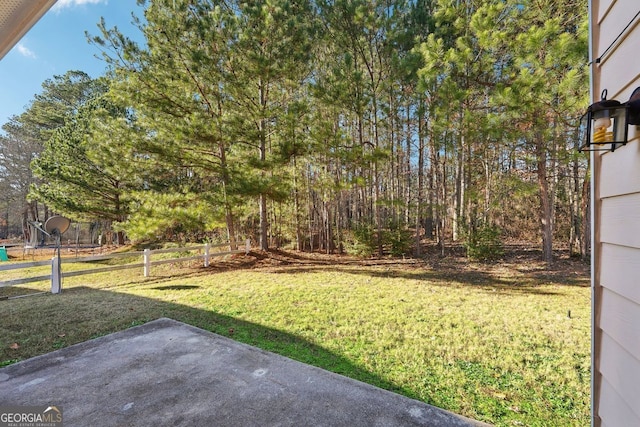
[51,256,61,294]
[204,243,210,267]
[245,239,251,255]
[144,248,151,277]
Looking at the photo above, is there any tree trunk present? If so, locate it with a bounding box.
[324,198,333,254]
[259,79,268,251]
[293,157,303,251]
[225,204,238,251]
[415,102,425,256]
[536,132,553,266]
[372,95,383,257]
[405,100,412,227]
[570,154,580,255]
[453,134,463,241]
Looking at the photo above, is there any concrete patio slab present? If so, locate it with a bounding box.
[0,318,489,426]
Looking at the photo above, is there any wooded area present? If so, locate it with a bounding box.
[0,0,589,265]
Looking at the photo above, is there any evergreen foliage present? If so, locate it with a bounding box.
[1,71,108,238]
[385,224,414,257]
[463,223,504,261]
[1,0,589,263]
[343,224,377,257]
[30,90,136,224]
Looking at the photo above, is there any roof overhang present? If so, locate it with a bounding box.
[0,0,58,60]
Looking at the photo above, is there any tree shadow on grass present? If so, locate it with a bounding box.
[127,248,587,296]
[232,249,590,295]
[0,286,414,400]
[151,284,201,290]
[263,265,568,296]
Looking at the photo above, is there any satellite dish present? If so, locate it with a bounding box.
[44,216,71,237]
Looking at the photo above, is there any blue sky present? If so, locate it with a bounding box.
[0,0,144,128]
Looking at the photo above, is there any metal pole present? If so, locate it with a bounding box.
[51,252,61,294]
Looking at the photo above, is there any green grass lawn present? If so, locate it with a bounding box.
[0,250,591,426]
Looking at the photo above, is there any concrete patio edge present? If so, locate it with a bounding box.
[0,318,490,426]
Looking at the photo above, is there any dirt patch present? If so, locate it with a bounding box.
[207,243,590,287]
[1,243,114,262]
[1,241,590,289]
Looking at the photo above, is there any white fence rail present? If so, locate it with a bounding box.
[0,240,250,295]
[0,259,53,288]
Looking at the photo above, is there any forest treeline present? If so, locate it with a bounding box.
[0,0,588,264]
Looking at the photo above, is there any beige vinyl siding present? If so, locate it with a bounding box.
[591,0,640,425]
[599,288,640,359]
[598,333,640,420]
[598,377,639,427]
[600,193,640,247]
[596,51,640,103]
[600,243,640,305]
[595,0,639,47]
[592,0,640,104]
[599,144,640,197]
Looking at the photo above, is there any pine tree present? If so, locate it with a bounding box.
[30,90,139,245]
[220,0,317,250]
[91,0,245,246]
[1,71,102,241]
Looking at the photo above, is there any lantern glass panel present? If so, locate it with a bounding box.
[590,106,628,145]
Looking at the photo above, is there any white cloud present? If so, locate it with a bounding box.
[16,42,36,59]
[52,0,108,11]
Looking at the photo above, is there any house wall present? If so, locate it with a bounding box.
[590,1,640,426]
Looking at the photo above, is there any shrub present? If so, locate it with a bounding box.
[344,223,413,257]
[465,224,504,261]
[385,226,413,257]
[343,224,376,257]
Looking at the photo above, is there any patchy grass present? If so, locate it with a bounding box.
[0,249,590,426]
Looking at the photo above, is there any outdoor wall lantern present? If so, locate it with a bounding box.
[580,87,640,152]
